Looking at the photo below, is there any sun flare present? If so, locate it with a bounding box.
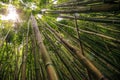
[0,4,19,22]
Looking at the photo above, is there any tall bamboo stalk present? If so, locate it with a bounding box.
[43,21,108,80]
[59,15,120,24]
[74,14,93,80]
[53,21,120,43]
[44,32,88,80]
[21,19,30,80]
[31,30,41,80]
[48,4,119,14]
[30,14,58,80]
[55,0,101,7]
[55,0,117,7]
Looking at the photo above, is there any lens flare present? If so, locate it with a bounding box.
[0,4,19,22]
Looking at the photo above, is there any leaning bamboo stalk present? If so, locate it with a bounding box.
[55,0,102,7]
[44,33,88,80]
[53,22,120,43]
[43,21,108,80]
[59,15,120,24]
[74,14,92,80]
[48,20,119,56]
[54,20,120,33]
[44,33,77,80]
[48,4,119,14]
[30,14,58,80]
[55,0,117,7]
[82,39,120,72]
[84,46,120,74]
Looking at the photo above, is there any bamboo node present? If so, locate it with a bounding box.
[45,62,53,68]
[99,76,108,80]
[38,41,43,44]
[112,20,115,24]
[88,6,91,11]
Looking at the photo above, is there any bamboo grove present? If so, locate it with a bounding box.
[0,0,120,80]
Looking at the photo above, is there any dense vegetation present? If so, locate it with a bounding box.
[0,0,120,80]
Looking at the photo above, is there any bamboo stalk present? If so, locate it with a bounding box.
[59,15,120,24]
[55,0,101,7]
[31,14,58,80]
[53,21,120,43]
[55,0,117,7]
[21,18,30,80]
[43,21,108,80]
[31,34,41,80]
[48,4,119,14]
[74,14,92,80]
[44,33,88,80]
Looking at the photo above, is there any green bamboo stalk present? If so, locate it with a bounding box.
[31,31,41,80]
